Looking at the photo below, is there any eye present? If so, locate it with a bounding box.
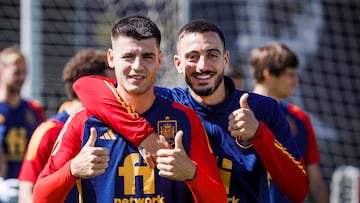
[187,53,200,62]
[207,51,220,60]
[143,53,155,60]
[122,54,134,60]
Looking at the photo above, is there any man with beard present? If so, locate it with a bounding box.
[74,19,309,202]
[0,45,45,202]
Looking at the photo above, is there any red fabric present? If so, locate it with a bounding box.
[251,122,309,203]
[18,119,65,183]
[73,76,154,147]
[28,100,46,122]
[287,104,321,165]
[33,106,226,203]
[33,109,87,202]
[173,102,226,203]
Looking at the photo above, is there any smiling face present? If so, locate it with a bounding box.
[107,36,162,96]
[174,31,229,98]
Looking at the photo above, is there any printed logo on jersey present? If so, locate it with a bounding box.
[100,129,117,140]
[118,153,155,195]
[157,116,177,146]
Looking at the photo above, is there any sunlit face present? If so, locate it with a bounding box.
[268,68,298,99]
[174,32,229,96]
[107,36,162,95]
[0,60,27,93]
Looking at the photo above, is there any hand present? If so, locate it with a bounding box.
[138,132,170,168]
[228,93,259,141]
[156,131,196,181]
[70,127,110,178]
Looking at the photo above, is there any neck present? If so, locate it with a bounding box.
[0,88,21,107]
[253,84,280,102]
[117,88,156,115]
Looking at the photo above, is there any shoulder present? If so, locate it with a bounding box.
[27,99,44,110]
[286,103,311,121]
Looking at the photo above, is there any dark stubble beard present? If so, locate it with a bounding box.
[185,71,224,96]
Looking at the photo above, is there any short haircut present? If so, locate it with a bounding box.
[0,45,26,68]
[62,49,108,100]
[250,42,298,83]
[111,15,161,48]
[177,19,226,50]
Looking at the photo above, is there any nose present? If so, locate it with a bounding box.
[196,55,207,72]
[132,57,143,71]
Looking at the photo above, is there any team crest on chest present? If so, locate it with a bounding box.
[157,116,177,146]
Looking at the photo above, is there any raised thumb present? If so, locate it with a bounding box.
[240,93,250,109]
[85,127,97,147]
[174,130,184,150]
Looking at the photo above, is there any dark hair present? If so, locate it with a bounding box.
[177,19,226,50]
[250,42,298,83]
[62,49,108,99]
[111,15,161,48]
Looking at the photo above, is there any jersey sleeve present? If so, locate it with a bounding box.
[18,119,64,183]
[28,100,46,122]
[73,76,154,146]
[251,121,309,203]
[289,105,321,165]
[33,109,86,203]
[175,103,226,203]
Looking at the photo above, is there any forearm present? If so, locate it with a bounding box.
[185,164,226,203]
[73,76,154,146]
[0,146,6,177]
[252,122,309,203]
[33,161,78,203]
[18,181,34,203]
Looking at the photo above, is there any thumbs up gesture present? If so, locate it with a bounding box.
[70,127,110,178]
[156,130,196,181]
[228,93,260,141]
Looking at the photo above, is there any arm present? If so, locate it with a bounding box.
[295,107,329,203]
[18,120,64,203]
[307,164,329,203]
[183,106,226,203]
[73,76,154,146]
[228,94,308,203]
[251,122,309,203]
[33,161,78,203]
[74,76,168,167]
[156,104,226,203]
[0,145,6,177]
[33,111,110,203]
[33,110,85,203]
[0,123,7,177]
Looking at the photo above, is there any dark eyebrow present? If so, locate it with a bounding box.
[207,48,222,54]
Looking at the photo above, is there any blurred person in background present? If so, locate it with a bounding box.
[17,48,114,203]
[251,41,329,203]
[0,45,45,202]
[225,64,245,90]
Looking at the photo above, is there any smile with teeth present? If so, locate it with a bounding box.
[129,75,145,79]
[194,74,212,80]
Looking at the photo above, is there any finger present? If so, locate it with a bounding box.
[85,127,97,147]
[158,135,170,149]
[240,93,249,109]
[174,130,184,150]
